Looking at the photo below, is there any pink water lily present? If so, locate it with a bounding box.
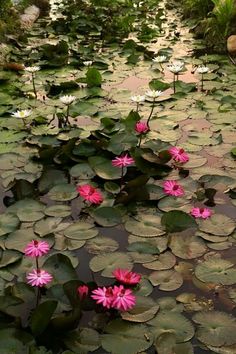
[24,240,50,258]
[163,180,184,197]
[135,121,149,134]
[91,286,114,309]
[113,269,141,285]
[112,285,136,311]
[169,147,189,163]
[112,154,134,167]
[77,184,103,204]
[26,269,53,287]
[190,207,212,219]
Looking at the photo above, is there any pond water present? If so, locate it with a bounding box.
[0,0,236,353]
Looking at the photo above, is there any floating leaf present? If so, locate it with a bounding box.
[44,205,71,217]
[64,328,100,354]
[149,270,183,291]
[48,184,78,201]
[43,254,78,284]
[85,237,119,254]
[88,156,123,180]
[89,252,133,277]
[0,213,20,236]
[148,312,194,342]
[101,319,153,354]
[30,300,57,336]
[161,210,197,233]
[121,296,159,323]
[90,207,122,227]
[199,214,235,236]
[195,258,236,285]
[169,232,207,259]
[143,251,176,271]
[64,222,98,240]
[69,163,95,179]
[193,311,236,346]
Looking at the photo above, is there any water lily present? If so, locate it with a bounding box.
[168,61,184,93]
[11,109,32,119]
[24,240,50,258]
[152,55,167,63]
[91,286,114,308]
[163,180,184,197]
[112,285,136,311]
[131,95,146,111]
[113,269,141,285]
[26,269,53,287]
[190,207,212,219]
[112,154,134,186]
[196,65,209,91]
[77,285,89,300]
[24,66,40,73]
[83,60,93,66]
[169,146,189,163]
[60,95,76,125]
[77,184,103,204]
[145,90,163,127]
[135,120,149,147]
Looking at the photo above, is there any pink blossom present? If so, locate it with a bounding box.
[113,269,141,285]
[77,285,89,300]
[169,147,189,163]
[135,121,149,134]
[190,207,212,219]
[26,269,53,287]
[163,180,184,197]
[77,184,103,204]
[112,154,134,168]
[24,240,50,258]
[91,287,114,308]
[112,285,136,311]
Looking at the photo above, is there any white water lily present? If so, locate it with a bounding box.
[131,95,146,103]
[196,66,209,74]
[11,109,32,118]
[152,55,167,63]
[83,61,93,66]
[145,90,163,99]
[24,66,40,73]
[168,62,184,74]
[60,95,77,105]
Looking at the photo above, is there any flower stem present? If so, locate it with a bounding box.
[201,74,204,91]
[147,98,155,128]
[120,165,124,186]
[138,134,142,147]
[32,74,37,98]
[136,102,139,112]
[173,73,176,94]
[65,105,70,125]
[36,256,39,270]
[36,287,41,307]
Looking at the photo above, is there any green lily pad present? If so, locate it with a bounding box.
[43,253,78,284]
[149,269,183,291]
[121,296,159,323]
[89,252,133,277]
[193,311,236,346]
[161,210,197,233]
[0,213,20,237]
[44,205,72,218]
[155,333,194,354]
[69,163,95,179]
[64,222,98,240]
[88,156,124,180]
[85,236,119,254]
[143,251,176,271]
[101,319,153,354]
[195,258,236,285]
[64,328,100,354]
[148,312,194,342]
[48,184,78,201]
[34,217,63,237]
[125,215,165,237]
[199,214,235,236]
[89,207,122,227]
[169,232,207,259]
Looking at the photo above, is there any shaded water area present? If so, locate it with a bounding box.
[0,0,236,353]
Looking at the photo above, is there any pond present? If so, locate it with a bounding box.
[0,0,236,353]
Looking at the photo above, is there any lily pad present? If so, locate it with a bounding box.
[64,328,100,354]
[195,258,236,285]
[0,213,20,237]
[48,184,78,201]
[169,233,207,259]
[89,252,133,277]
[101,319,153,354]
[193,311,236,346]
[64,221,98,240]
[199,214,235,236]
[121,296,159,323]
[149,270,183,291]
[85,236,119,254]
[90,207,122,227]
[143,251,176,271]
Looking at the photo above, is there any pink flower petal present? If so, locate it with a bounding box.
[24,240,50,258]
[163,180,184,197]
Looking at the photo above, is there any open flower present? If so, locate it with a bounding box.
[60,95,77,105]
[24,66,40,73]
[91,286,114,308]
[135,121,149,134]
[83,61,93,66]
[112,285,136,311]
[169,147,189,163]
[11,109,32,118]
[26,269,53,287]
[131,95,146,103]
[112,154,134,167]
[152,55,167,63]
[77,184,103,204]
[77,285,89,300]
[113,269,141,285]
[167,62,184,74]
[190,207,212,219]
[163,180,184,197]
[145,89,163,99]
[24,240,50,258]
[196,66,209,74]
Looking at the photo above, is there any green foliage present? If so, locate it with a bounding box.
[181,0,214,19]
[211,0,235,38]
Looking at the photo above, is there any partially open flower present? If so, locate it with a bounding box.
[145,90,163,99]
[77,184,103,204]
[152,55,167,63]
[135,121,149,134]
[24,66,40,73]
[83,61,93,66]
[77,285,89,300]
[131,95,146,103]
[169,147,189,163]
[196,66,209,74]
[167,62,184,74]
[113,268,141,285]
[112,154,134,167]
